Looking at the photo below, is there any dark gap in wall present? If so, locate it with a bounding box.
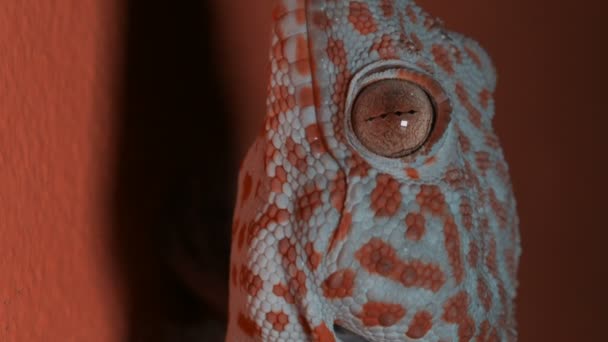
[111,0,234,341]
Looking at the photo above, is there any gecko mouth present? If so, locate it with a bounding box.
[334,324,371,342]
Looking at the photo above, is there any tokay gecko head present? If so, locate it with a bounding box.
[228,1,521,341]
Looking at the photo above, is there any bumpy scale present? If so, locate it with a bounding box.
[227,0,520,341]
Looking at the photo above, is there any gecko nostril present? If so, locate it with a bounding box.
[333,324,371,342]
[351,79,435,158]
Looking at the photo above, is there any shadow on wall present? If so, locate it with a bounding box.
[110,1,235,341]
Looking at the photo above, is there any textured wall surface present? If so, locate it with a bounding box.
[0,1,123,341]
[213,0,607,341]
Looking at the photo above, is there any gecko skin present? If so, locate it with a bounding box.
[227,0,520,341]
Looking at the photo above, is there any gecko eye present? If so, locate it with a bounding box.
[351,79,435,158]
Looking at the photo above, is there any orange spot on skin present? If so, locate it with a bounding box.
[444,168,467,189]
[478,278,493,312]
[444,218,465,284]
[416,184,447,216]
[327,38,347,67]
[460,197,474,231]
[406,167,420,179]
[409,32,424,52]
[239,265,263,297]
[405,212,426,241]
[279,238,296,264]
[355,238,446,292]
[424,156,437,166]
[370,34,397,59]
[406,5,418,24]
[486,238,499,277]
[247,204,289,245]
[348,2,378,35]
[266,311,290,332]
[264,141,279,167]
[311,62,323,110]
[459,132,471,152]
[312,11,331,29]
[479,216,490,234]
[329,170,346,211]
[295,59,311,77]
[312,323,336,342]
[305,124,327,155]
[456,82,483,129]
[465,45,483,68]
[328,212,352,252]
[305,242,321,271]
[406,311,433,339]
[238,313,261,338]
[347,152,370,178]
[296,182,323,222]
[272,39,285,61]
[424,15,443,30]
[497,283,510,327]
[485,133,501,150]
[322,269,356,298]
[475,151,492,173]
[271,2,288,21]
[371,174,402,217]
[273,283,295,304]
[271,179,282,194]
[269,84,296,117]
[478,320,491,341]
[468,240,479,267]
[489,188,508,229]
[296,36,310,76]
[281,269,308,299]
[490,327,501,342]
[285,137,308,172]
[496,160,511,186]
[325,38,350,144]
[380,0,394,17]
[298,86,315,107]
[477,320,500,342]
[432,44,455,74]
[356,302,406,327]
[442,292,475,341]
[295,8,306,24]
[479,88,492,109]
[442,291,469,323]
[276,165,287,182]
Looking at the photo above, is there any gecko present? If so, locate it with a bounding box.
[227,0,520,341]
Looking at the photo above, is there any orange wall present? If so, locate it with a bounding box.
[0,1,123,341]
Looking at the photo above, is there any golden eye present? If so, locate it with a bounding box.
[351,79,435,158]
